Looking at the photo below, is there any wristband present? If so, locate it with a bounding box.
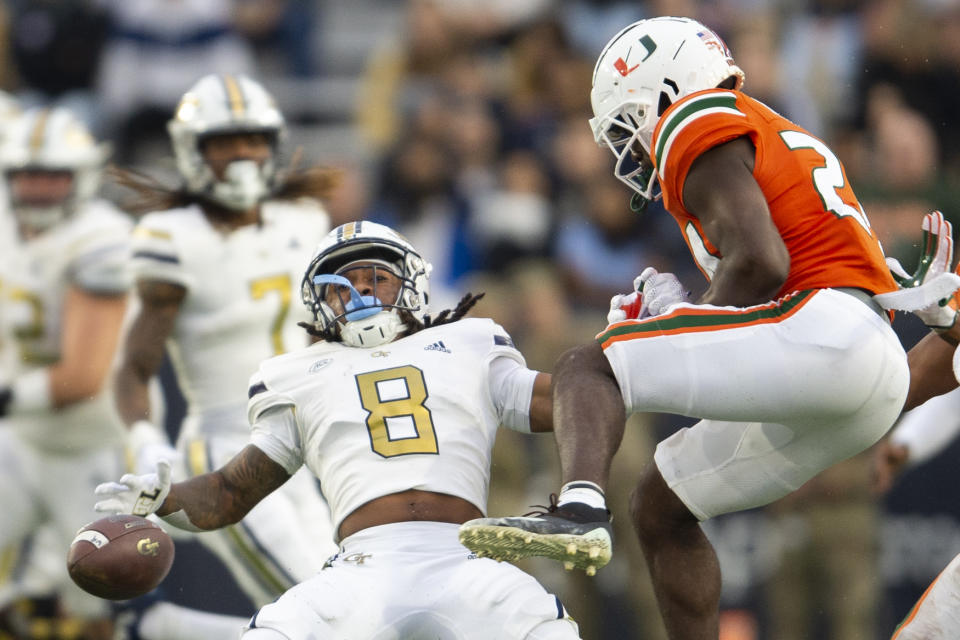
[9,370,52,415]
[160,509,204,533]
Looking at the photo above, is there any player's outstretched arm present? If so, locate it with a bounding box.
[115,280,185,425]
[115,280,185,474]
[95,445,290,531]
[529,373,553,433]
[904,330,960,411]
[871,438,911,495]
[160,445,290,528]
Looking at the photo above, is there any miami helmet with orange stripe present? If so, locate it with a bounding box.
[168,73,286,211]
[589,17,744,210]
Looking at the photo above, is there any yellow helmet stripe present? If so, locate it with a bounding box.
[340,221,359,241]
[220,74,246,118]
[28,109,51,154]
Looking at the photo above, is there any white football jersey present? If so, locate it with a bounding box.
[128,199,329,435]
[0,200,132,452]
[247,318,526,533]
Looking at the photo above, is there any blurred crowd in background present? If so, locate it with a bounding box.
[3,0,960,638]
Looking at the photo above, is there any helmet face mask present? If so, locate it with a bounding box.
[593,105,659,203]
[589,16,744,206]
[302,222,432,348]
[168,74,285,211]
[0,107,108,235]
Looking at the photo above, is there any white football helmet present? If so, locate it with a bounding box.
[302,221,432,348]
[168,73,285,211]
[0,90,20,132]
[589,17,744,206]
[0,107,109,232]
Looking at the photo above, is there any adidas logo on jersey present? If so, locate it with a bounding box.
[424,340,451,354]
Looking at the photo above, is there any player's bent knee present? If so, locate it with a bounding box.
[525,617,582,639]
[555,341,611,381]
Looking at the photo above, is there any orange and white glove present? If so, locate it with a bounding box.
[878,211,960,329]
[637,267,689,317]
[607,267,689,324]
[607,290,645,324]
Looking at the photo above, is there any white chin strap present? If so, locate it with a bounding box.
[339,311,405,348]
[210,159,270,211]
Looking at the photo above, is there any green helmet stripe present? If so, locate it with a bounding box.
[655,92,739,168]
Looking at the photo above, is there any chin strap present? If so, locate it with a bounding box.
[340,313,405,348]
[210,159,270,210]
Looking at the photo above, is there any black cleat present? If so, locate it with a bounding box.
[458,495,613,575]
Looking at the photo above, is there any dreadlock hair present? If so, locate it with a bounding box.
[108,149,340,216]
[298,292,486,342]
[422,292,485,328]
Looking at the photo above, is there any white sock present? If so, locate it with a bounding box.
[139,601,249,640]
[557,481,607,510]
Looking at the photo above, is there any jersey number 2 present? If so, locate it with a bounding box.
[355,365,439,457]
[779,130,872,232]
[9,286,50,364]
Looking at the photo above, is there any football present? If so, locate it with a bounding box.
[67,514,174,600]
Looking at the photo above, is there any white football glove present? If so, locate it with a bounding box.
[607,267,691,324]
[636,267,690,317]
[128,420,181,476]
[94,459,172,517]
[876,211,960,329]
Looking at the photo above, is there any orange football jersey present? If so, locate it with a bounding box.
[651,88,896,297]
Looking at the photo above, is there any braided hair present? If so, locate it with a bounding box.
[422,292,485,328]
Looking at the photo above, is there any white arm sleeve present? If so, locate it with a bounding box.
[488,355,538,433]
[889,386,960,468]
[250,405,304,475]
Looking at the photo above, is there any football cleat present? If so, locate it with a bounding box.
[458,496,613,574]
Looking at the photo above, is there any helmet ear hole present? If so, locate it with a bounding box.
[657,92,673,117]
[718,76,739,90]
